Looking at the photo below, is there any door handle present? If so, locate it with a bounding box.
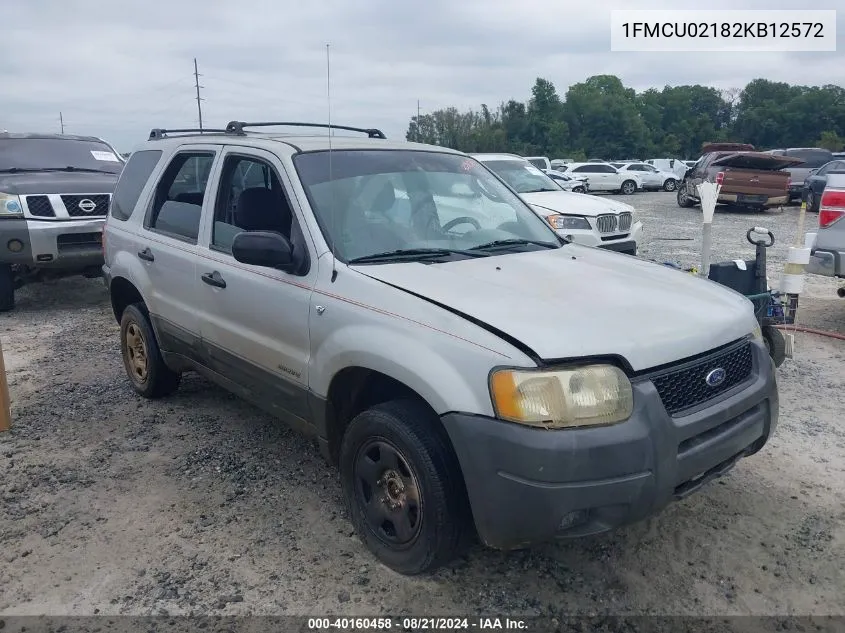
[201,271,227,289]
[137,247,155,262]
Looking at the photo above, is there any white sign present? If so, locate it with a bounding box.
[610,10,837,52]
[90,150,120,162]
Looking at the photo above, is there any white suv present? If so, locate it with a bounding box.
[561,162,642,194]
[474,154,642,255]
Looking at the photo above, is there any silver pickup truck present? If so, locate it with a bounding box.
[806,171,845,284]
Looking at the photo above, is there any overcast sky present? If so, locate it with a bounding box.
[2,0,842,151]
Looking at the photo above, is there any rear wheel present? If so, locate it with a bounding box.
[0,264,14,313]
[663,178,677,192]
[677,184,695,208]
[620,180,636,195]
[120,303,181,398]
[806,190,819,213]
[340,399,471,575]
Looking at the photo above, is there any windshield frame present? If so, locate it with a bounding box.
[292,148,563,263]
[0,137,125,173]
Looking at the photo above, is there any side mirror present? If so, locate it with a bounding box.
[808,168,818,176]
[232,231,293,270]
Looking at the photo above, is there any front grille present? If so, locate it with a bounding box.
[650,341,754,416]
[618,212,632,231]
[25,195,55,217]
[61,194,110,217]
[596,214,618,233]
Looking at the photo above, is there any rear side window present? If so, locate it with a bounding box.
[147,152,215,242]
[110,149,162,221]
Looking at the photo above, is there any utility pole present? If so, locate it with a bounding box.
[59,112,64,134]
[193,58,204,131]
[416,100,420,142]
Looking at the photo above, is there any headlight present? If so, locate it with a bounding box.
[546,214,591,230]
[0,192,23,218]
[490,365,634,429]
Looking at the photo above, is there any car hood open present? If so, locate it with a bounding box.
[354,245,754,371]
[711,152,804,171]
[521,191,634,218]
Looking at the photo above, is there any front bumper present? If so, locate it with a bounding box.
[0,218,104,269]
[561,221,641,256]
[441,339,778,550]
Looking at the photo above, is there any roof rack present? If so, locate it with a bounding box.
[148,127,227,140]
[224,121,386,139]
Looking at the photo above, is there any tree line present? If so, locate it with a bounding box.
[405,75,845,160]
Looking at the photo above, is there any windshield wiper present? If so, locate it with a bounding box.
[520,188,558,193]
[469,238,559,251]
[348,247,487,264]
[0,166,114,174]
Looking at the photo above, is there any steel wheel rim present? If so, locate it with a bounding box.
[124,322,149,383]
[353,438,422,548]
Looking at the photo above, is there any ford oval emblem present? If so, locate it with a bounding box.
[705,368,727,387]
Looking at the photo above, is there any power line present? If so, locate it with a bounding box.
[194,58,204,131]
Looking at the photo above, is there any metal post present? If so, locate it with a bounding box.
[0,338,11,432]
[59,112,64,134]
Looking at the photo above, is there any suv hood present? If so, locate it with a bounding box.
[355,245,754,371]
[522,191,634,217]
[0,171,119,195]
[711,152,803,171]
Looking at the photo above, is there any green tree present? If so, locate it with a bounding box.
[817,130,844,151]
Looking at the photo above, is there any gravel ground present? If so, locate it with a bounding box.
[1,192,843,620]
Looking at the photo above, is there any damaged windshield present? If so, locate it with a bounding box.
[293,150,561,263]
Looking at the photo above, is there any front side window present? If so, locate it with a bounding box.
[293,150,560,263]
[211,154,296,253]
[147,152,215,242]
[0,137,124,173]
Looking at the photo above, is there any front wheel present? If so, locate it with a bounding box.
[763,326,787,368]
[620,180,637,195]
[340,399,471,575]
[806,190,819,213]
[572,186,586,193]
[663,178,677,192]
[0,264,14,312]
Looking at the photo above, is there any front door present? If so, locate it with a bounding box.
[195,147,317,428]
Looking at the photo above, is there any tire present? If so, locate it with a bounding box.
[340,399,471,575]
[763,326,787,368]
[573,186,585,193]
[620,180,636,195]
[119,303,181,398]
[0,264,14,313]
[663,178,677,192]
[806,190,819,213]
[677,184,695,208]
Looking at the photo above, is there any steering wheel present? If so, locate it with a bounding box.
[442,216,482,232]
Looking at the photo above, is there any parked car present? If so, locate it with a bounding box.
[765,147,834,203]
[550,158,573,170]
[800,159,845,213]
[805,170,845,280]
[543,168,588,193]
[559,162,642,194]
[104,121,778,575]
[523,156,551,170]
[833,152,845,160]
[0,132,124,311]
[473,154,640,254]
[677,143,802,211]
[645,158,689,179]
[616,162,679,191]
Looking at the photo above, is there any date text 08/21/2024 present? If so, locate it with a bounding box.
[307,617,528,630]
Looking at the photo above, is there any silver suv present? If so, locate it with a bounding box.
[103,121,779,574]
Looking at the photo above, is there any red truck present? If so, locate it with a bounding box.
[677,143,804,211]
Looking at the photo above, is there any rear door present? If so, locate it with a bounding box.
[137,145,221,359]
[195,146,317,428]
